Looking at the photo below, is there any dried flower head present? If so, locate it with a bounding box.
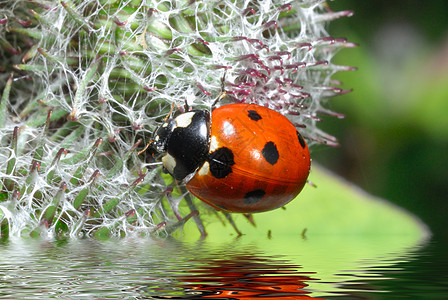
[0,0,355,238]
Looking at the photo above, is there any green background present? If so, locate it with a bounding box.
[315,0,448,239]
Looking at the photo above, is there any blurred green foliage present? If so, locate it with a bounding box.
[315,0,448,237]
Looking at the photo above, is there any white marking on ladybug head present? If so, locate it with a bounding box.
[162,153,176,174]
[197,161,210,176]
[209,136,220,152]
[175,112,195,128]
[162,122,169,128]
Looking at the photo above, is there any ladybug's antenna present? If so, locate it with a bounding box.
[220,70,227,92]
[183,99,190,112]
[137,139,154,155]
[138,103,175,156]
[164,102,176,121]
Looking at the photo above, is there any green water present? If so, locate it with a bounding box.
[0,233,446,299]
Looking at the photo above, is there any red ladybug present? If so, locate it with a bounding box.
[152,103,311,213]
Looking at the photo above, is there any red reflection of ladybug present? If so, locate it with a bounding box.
[175,257,323,299]
[152,103,311,213]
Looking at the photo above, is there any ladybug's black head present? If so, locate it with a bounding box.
[152,119,176,153]
[151,110,211,181]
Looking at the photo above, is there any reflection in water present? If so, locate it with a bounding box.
[0,238,324,299]
[171,256,322,299]
[0,236,445,299]
[322,239,448,299]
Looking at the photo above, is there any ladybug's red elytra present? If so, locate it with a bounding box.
[152,103,311,213]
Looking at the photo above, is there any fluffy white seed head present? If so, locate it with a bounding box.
[0,0,354,237]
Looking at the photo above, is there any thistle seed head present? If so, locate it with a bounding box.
[0,0,354,238]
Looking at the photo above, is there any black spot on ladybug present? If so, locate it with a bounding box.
[244,189,266,204]
[297,131,306,149]
[248,110,262,121]
[262,141,279,165]
[208,147,235,179]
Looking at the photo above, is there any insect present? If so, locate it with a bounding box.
[151,103,311,213]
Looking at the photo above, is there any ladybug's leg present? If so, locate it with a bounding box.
[211,71,228,110]
[211,91,227,110]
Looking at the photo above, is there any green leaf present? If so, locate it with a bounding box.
[41,182,67,226]
[3,127,19,192]
[94,226,112,239]
[70,138,102,186]
[92,197,120,218]
[73,188,89,211]
[26,109,68,128]
[0,208,9,239]
[183,164,429,238]
[0,73,12,128]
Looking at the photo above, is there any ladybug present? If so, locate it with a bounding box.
[152,103,311,213]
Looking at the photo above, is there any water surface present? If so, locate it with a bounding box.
[0,234,446,299]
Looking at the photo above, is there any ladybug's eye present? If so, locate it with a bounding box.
[152,120,175,152]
